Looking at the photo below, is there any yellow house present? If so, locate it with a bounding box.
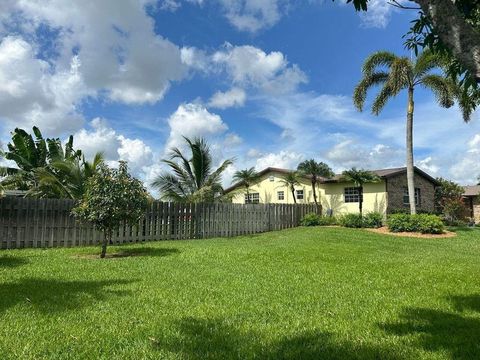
[225,167,439,216]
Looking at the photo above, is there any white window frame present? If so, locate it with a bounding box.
[277,191,284,201]
[245,193,260,204]
[296,189,304,200]
[344,187,360,203]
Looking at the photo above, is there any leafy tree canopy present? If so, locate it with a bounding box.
[73,161,148,258]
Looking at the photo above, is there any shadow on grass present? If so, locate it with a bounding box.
[0,278,134,314]
[449,294,480,313]
[381,295,480,359]
[152,317,406,360]
[78,247,180,259]
[0,256,28,268]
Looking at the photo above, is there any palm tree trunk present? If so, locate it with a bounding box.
[359,186,363,216]
[406,87,417,215]
[312,180,317,205]
[245,186,250,204]
[291,186,297,204]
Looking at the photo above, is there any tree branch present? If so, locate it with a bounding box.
[387,0,421,10]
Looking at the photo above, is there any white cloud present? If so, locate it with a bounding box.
[0,0,188,131]
[224,132,243,146]
[165,103,229,150]
[73,118,153,174]
[449,133,480,185]
[254,150,304,170]
[325,139,404,171]
[0,36,87,133]
[208,87,246,109]
[359,0,408,28]
[213,44,307,94]
[160,0,289,33]
[219,0,288,33]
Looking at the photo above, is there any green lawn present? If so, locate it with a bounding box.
[1,227,480,360]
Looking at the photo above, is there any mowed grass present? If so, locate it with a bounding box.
[1,227,480,360]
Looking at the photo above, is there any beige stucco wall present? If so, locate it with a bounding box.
[230,171,315,205]
[230,172,388,215]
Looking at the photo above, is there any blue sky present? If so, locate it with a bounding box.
[1,0,479,191]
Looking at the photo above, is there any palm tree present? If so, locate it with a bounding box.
[152,137,233,203]
[1,127,103,199]
[232,167,259,203]
[279,171,301,204]
[0,127,49,191]
[353,50,464,214]
[33,152,104,199]
[297,159,334,210]
[342,168,380,216]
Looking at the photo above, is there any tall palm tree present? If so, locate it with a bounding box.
[152,137,233,203]
[232,167,259,203]
[279,171,301,204]
[297,159,334,210]
[342,168,379,216]
[353,50,464,214]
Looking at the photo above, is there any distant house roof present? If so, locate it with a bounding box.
[224,166,439,193]
[463,185,480,197]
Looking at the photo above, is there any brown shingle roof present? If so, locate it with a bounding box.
[463,185,480,197]
[224,166,439,193]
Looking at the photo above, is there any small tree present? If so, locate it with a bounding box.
[341,168,380,216]
[435,177,468,222]
[73,161,148,258]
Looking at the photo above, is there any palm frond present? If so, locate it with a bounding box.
[353,72,389,111]
[420,74,455,108]
[413,50,444,79]
[371,84,396,115]
[362,51,397,75]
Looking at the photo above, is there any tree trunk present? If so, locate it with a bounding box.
[246,186,250,204]
[414,0,480,82]
[312,179,317,205]
[100,229,112,259]
[291,186,297,204]
[406,87,417,215]
[359,186,363,216]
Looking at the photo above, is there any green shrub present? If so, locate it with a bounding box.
[339,213,364,228]
[301,213,338,226]
[301,213,321,226]
[318,216,338,226]
[363,212,383,228]
[418,214,445,234]
[387,213,444,234]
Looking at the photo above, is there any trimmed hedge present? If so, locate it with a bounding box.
[339,212,383,229]
[339,213,364,228]
[301,213,337,226]
[387,213,444,234]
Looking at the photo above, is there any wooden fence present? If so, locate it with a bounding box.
[0,198,317,249]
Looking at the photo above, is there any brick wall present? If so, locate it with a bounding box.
[386,172,436,213]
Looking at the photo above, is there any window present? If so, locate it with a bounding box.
[296,190,304,200]
[403,188,421,206]
[245,193,260,204]
[277,191,284,201]
[344,187,360,203]
[269,175,275,182]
